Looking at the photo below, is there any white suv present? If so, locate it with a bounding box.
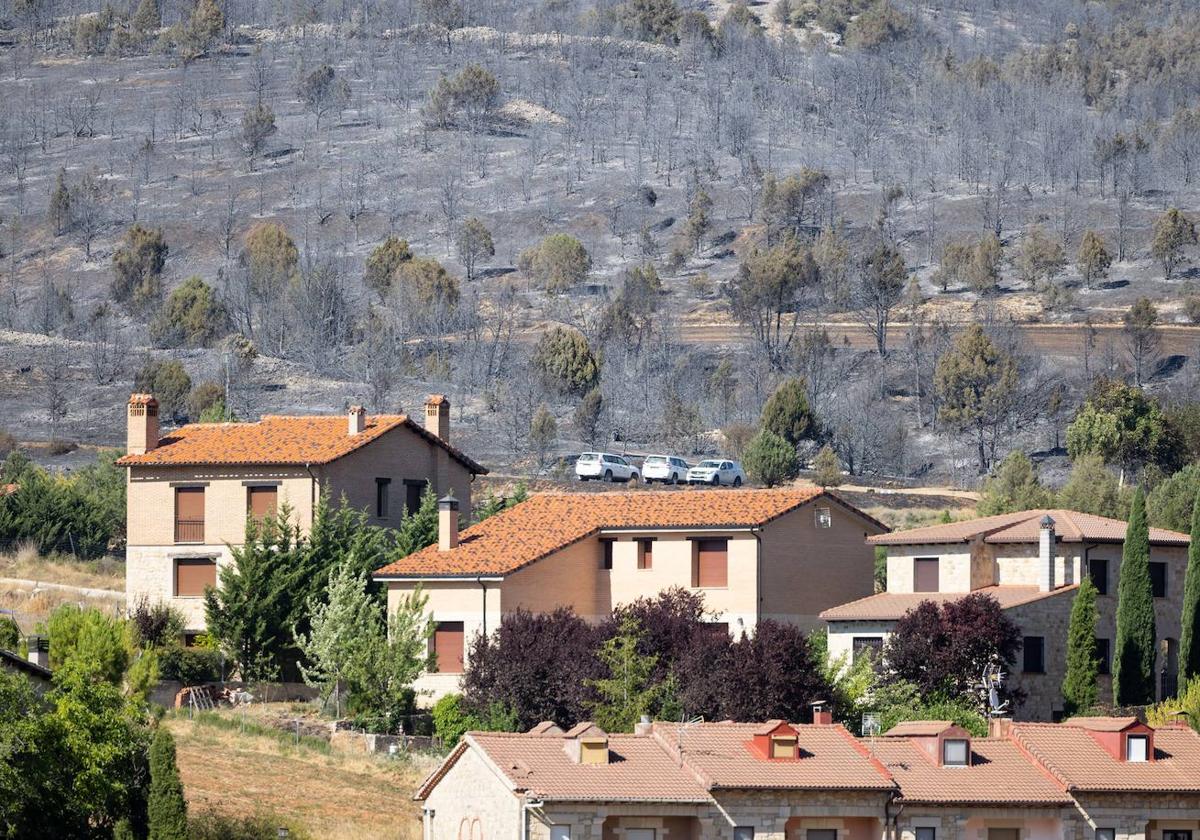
[575,452,640,483]
[686,459,746,487]
[642,455,690,484]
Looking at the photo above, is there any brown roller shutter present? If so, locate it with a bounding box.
[175,557,217,596]
[174,487,205,543]
[694,539,728,588]
[433,622,465,673]
[914,558,940,592]
[248,486,278,520]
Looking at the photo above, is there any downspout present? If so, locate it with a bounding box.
[522,798,544,840]
[1083,543,1097,585]
[752,527,764,626]
[477,577,488,638]
[304,462,318,522]
[422,807,434,840]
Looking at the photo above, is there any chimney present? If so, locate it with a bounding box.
[27,635,48,669]
[438,494,459,551]
[1038,514,1056,592]
[348,405,366,435]
[425,394,450,442]
[811,700,833,725]
[988,717,1013,739]
[126,394,159,455]
[635,715,653,736]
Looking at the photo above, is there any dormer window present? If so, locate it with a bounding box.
[580,738,609,765]
[942,738,969,766]
[1127,734,1149,762]
[770,734,798,759]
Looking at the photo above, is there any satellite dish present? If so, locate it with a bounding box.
[862,713,881,737]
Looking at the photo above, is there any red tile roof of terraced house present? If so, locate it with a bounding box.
[819,583,1079,621]
[115,414,487,473]
[867,509,1189,546]
[375,488,883,578]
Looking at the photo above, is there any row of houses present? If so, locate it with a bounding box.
[120,396,1194,720]
[417,712,1200,840]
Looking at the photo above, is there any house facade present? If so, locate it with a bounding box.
[118,393,486,633]
[820,510,1191,720]
[373,488,888,699]
[415,714,1200,840]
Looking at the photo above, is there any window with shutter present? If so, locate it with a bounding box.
[174,487,205,543]
[175,557,217,597]
[694,539,728,588]
[638,538,654,570]
[433,622,465,673]
[914,558,939,592]
[247,486,278,520]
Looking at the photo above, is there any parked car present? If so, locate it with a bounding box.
[642,455,690,484]
[575,452,640,483]
[686,459,746,486]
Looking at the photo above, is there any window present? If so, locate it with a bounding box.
[600,539,614,570]
[404,480,426,515]
[175,557,216,597]
[1126,734,1149,762]
[625,831,655,840]
[703,622,730,637]
[769,735,798,759]
[916,829,936,840]
[1150,562,1167,598]
[375,478,391,519]
[734,829,755,840]
[1094,829,1115,840]
[988,830,1019,840]
[638,538,654,570]
[550,828,572,840]
[1096,638,1111,674]
[1023,636,1046,673]
[1163,832,1192,840]
[693,539,728,588]
[942,738,969,766]
[432,622,465,674]
[815,507,832,528]
[914,558,939,592]
[852,636,883,665]
[1089,557,1109,595]
[246,486,277,521]
[808,830,837,840]
[174,487,205,543]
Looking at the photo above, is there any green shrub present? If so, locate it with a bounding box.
[151,276,227,348]
[0,615,20,651]
[531,327,601,397]
[187,810,311,840]
[157,646,223,685]
[743,430,799,487]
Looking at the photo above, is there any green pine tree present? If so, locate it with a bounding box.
[1181,495,1200,683]
[1062,576,1100,716]
[147,727,187,840]
[1114,486,1157,706]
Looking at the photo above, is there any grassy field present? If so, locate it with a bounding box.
[167,709,435,840]
[0,545,126,632]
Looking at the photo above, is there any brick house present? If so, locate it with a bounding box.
[373,488,887,699]
[415,714,1200,840]
[820,510,1191,720]
[118,393,486,633]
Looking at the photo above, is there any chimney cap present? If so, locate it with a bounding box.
[438,493,459,511]
[1040,514,1056,528]
[426,394,448,406]
[348,404,365,413]
[129,393,158,407]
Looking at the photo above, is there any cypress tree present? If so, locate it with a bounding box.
[147,726,188,840]
[1181,495,1200,683]
[1114,486,1157,706]
[1062,575,1100,716]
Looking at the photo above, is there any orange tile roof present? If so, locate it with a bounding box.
[819,584,1078,621]
[882,721,956,737]
[1011,722,1200,792]
[419,731,712,803]
[376,488,877,578]
[115,414,486,473]
[870,737,1072,805]
[651,722,894,791]
[869,510,1188,546]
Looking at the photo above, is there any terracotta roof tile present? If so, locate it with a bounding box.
[128,393,158,407]
[376,488,870,578]
[1011,722,1200,792]
[868,510,1188,547]
[458,731,711,803]
[870,737,1071,805]
[651,722,894,791]
[882,721,956,737]
[1063,716,1141,733]
[115,414,486,473]
[820,584,1078,621]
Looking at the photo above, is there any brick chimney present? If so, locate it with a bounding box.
[1038,514,1056,592]
[424,395,450,443]
[126,394,159,455]
[811,700,833,725]
[988,717,1013,739]
[348,405,366,435]
[438,493,459,551]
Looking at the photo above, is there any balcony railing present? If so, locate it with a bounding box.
[174,519,205,544]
